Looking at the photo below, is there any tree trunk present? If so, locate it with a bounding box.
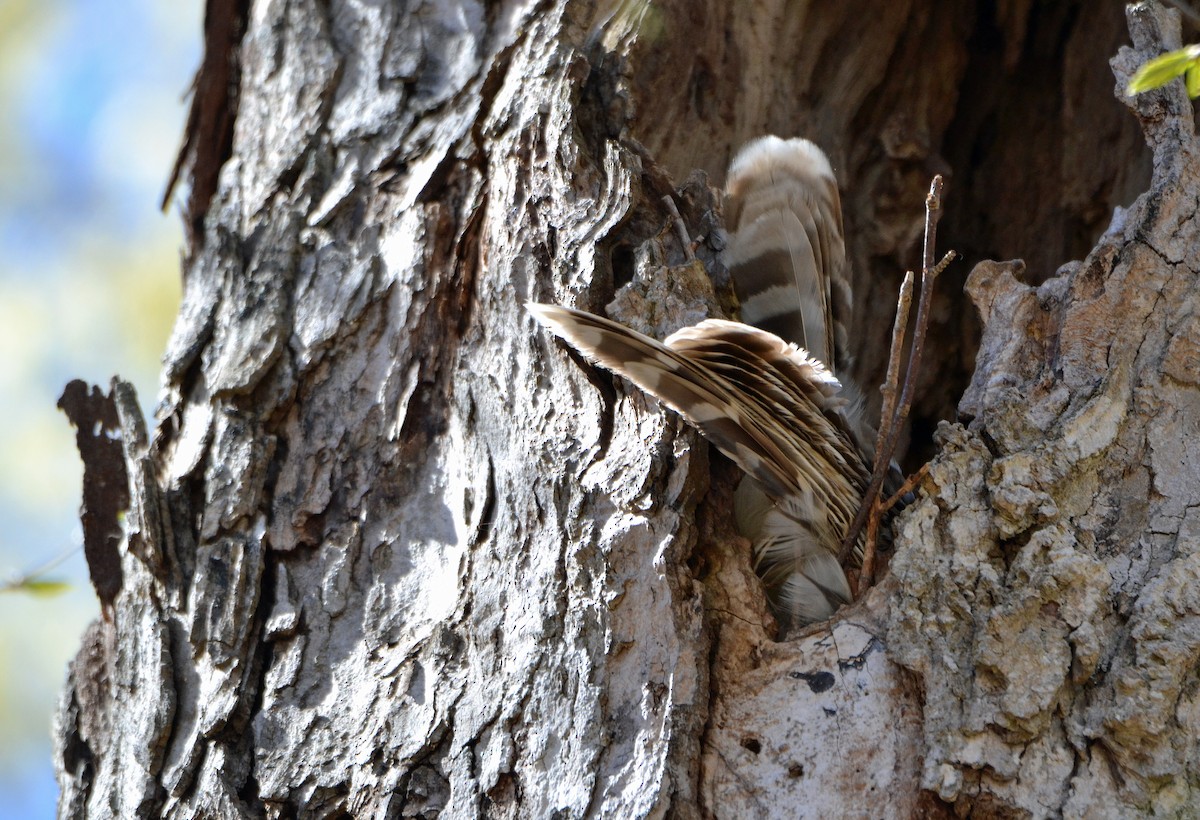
[53,1,1199,817]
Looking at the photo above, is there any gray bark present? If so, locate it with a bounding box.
[52,1,1198,817]
[893,7,1200,813]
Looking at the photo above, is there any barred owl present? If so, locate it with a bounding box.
[531,136,885,629]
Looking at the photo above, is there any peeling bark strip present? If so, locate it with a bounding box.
[58,379,129,611]
[53,1,1200,817]
[162,0,251,247]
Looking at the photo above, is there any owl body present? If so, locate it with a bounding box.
[724,137,874,626]
[530,136,883,630]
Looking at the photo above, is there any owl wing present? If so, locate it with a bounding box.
[528,303,870,623]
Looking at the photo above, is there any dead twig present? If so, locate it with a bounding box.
[879,270,917,459]
[842,269,914,591]
[883,462,931,513]
[662,195,697,261]
[840,176,955,584]
[838,268,913,563]
[858,496,884,592]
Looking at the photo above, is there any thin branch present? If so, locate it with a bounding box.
[881,249,954,461]
[858,463,933,590]
[0,543,80,594]
[840,175,954,569]
[839,269,913,571]
[879,270,916,442]
[662,195,696,261]
[882,462,931,513]
[858,496,884,591]
[837,266,914,565]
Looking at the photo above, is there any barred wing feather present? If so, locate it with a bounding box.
[528,302,870,627]
[724,135,849,371]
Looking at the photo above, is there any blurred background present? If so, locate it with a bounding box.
[0,0,199,813]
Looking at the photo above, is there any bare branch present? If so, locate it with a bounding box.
[662,194,697,261]
[839,269,913,572]
[840,176,954,571]
[882,462,931,513]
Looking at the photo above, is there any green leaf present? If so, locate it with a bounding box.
[1127,46,1200,95]
[1,578,70,596]
[1187,64,1200,98]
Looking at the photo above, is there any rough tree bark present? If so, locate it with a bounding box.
[52,0,1199,817]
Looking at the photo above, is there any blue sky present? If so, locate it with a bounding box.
[0,0,200,813]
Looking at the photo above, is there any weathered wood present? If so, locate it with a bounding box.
[891,6,1200,813]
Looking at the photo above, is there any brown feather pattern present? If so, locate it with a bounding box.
[528,136,897,630]
[724,135,853,373]
[528,303,872,627]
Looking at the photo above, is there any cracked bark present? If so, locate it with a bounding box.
[53,1,1200,817]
